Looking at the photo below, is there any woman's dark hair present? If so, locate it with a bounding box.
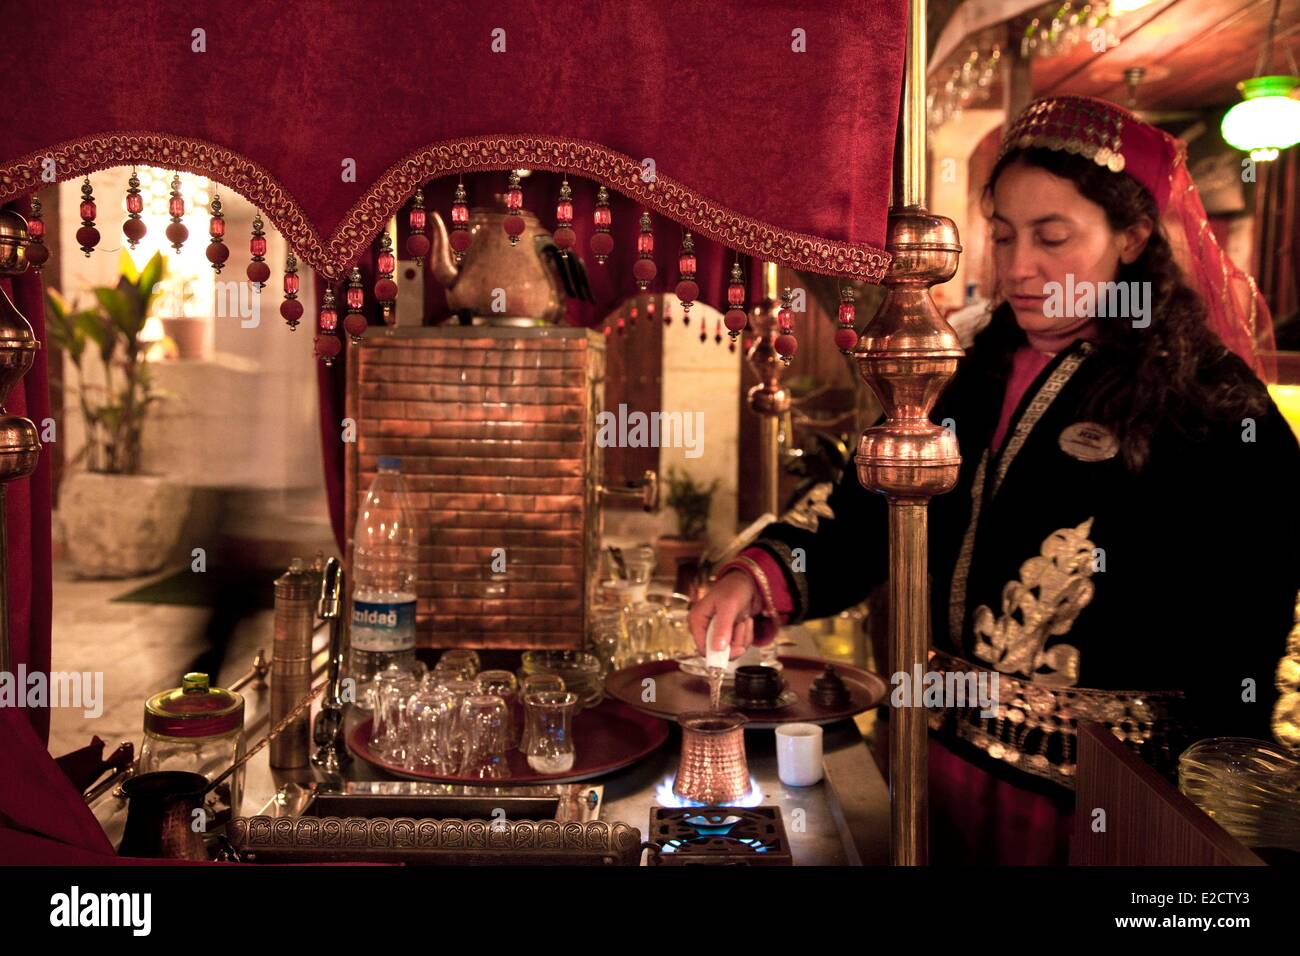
[982,147,1268,470]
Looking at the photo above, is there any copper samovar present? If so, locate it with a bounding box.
[428,200,566,324]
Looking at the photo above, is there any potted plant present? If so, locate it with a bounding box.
[46,251,193,578]
[656,467,720,581]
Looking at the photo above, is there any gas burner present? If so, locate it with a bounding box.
[648,806,792,866]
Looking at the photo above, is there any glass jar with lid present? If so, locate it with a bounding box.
[139,672,245,828]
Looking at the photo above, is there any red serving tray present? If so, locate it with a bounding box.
[604,655,888,729]
[347,697,669,784]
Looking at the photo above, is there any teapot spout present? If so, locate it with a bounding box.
[428,210,459,287]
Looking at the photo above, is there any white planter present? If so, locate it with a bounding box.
[59,472,193,579]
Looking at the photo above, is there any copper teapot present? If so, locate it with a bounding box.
[428,200,567,324]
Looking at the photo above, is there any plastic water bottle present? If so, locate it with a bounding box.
[350,456,419,701]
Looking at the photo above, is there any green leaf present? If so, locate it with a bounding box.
[118,249,139,286]
[94,287,138,339]
[137,252,165,310]
[76,310,115,365]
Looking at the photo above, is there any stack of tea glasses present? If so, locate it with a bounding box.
[367,650,579,779]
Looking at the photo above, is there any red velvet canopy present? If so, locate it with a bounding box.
[0,0,907,281]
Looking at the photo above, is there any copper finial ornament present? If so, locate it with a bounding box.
[672,711,751,805]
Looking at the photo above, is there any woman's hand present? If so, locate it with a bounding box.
[688,570,763,661]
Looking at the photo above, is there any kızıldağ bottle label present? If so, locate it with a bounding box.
[351,599,417,652]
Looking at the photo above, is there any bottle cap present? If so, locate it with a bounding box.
[378,455,402,471]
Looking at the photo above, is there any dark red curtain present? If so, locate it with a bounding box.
[1,0,907,278]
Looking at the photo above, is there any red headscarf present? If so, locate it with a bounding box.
[1001,95,1276,381]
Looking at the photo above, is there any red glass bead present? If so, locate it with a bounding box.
[210,218,225,238]
[556,200,573,224]
[778,307,792,327]
[75,225,100,252]
[553,226,575,251]
[834,327,859,352]
[206,242,229,267]
[724,308,747,333]
[451,205,469,225]
[284,273,300,295]
[409,208,426,232]
[637,232,654,255]
[675,279,699,304]
[406,233,430,258]
[126,194,144,215]
[315,335,341,362]
[678,253,696,275]
[169,196,184,218]
[838,303,856,325]
[727,285,745,307]
[633,258,657,283]
[374,277,398,302]
[319,308,338,332]
[27,219,44,239]
[344,313,368,339]
[594,207,611,227]
[449,230,472,253]
[280,298,304,324]
[506,188,523,211]
[79,200,96,220]
[377,251,396,275]
[122,218,147,244]
[250,236,267,257]
[247,261,271,285]
[346,287,364,310]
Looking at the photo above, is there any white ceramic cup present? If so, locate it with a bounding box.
[775,722,824,787]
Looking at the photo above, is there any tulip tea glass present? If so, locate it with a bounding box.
[435,649,481,681]
[518,674,566,752]
[523,690,578,774]
[477,669,521,749]
[404,684,455,774]
[368,668,419,763]
[435,678,480,770]
[458,694,512,779]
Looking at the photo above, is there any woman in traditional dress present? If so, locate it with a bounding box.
[689,96,1300,864]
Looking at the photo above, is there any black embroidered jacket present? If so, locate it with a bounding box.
[754,317,1300,785]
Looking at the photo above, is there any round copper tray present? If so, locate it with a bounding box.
[605,655,888,729]
[347,697,669,784]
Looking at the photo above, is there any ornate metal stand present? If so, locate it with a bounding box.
[0,209,44,675]
[855,0,962,866]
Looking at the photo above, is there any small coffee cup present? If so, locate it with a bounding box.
[734,665,782,702]
[775,723,824,787]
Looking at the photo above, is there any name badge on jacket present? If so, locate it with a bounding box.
[1059,422,1119,462]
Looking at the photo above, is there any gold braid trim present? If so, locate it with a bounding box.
[759,539,810,623]
[730,555,779,621]
[928,650,1190,790]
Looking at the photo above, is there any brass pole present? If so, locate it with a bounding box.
[746,262,790,518]
[857,0,963,866]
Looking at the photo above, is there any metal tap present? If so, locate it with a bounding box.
[311,556,351,776]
